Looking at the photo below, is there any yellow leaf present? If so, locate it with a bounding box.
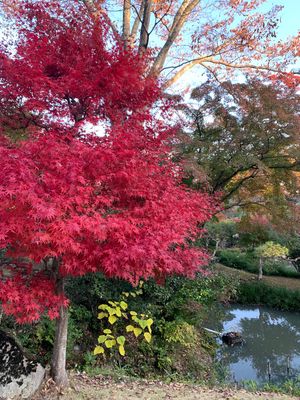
[146,318,154,327]
[94,345,104,355]
[98,304,109,310]
[108,301,116,306]
[131,293,136,297]
[144,332,152,343]
[138,319,147,330]
[108,315,118,324]
[115,307,122,317]
[105,339,116,349]
[119,345,125,356]
[120,301,128,310]
[107,307,116,316]
[103,329,112,334]
[98,312,108,319]
[98,335,106,344]
[126,325,134,332]
[117,336,126,346]
[139,281,144,288]
[130,311,137,316]
[133,327,142,337]
[122,292,129,297]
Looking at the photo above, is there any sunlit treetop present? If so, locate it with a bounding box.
[1,0,299,89]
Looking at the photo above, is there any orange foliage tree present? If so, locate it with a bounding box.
[2,0,299,88]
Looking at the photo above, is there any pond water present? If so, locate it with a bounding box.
[206,305,300,384]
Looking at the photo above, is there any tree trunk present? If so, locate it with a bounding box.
[122,0,131,48]
[138,0,152,53]
[212,239,220,258]
[258,257,263,280]
[51,275,69,388]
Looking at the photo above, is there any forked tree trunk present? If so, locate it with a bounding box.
[51,275,69,387]
[258,257,263,280]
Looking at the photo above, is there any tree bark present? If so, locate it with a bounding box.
[51,273,69,388]
[258,257,263,280]
[212,239,220,258]
[131,0,145,45]
[123,0,131,48]
[138,0,153,53]
[150,0,200,76]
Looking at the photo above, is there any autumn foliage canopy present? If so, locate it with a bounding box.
[0,1,216,323]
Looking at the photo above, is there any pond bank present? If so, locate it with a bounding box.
[32,372,299,400]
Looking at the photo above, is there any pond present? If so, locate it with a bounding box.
[206,305,300,384]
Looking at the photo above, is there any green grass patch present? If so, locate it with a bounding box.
[217,249,300,279]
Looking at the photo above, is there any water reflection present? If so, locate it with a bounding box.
[207,306,300,383]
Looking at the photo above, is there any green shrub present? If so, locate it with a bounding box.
[217,249,300,278]
[5,271,236,382]
[164,321,198,348]
[263,260,298,278]
[237,281,300,311]
[217,249,258,273]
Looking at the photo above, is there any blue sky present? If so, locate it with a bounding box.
[264,0,299,38]
[171,0,300,93]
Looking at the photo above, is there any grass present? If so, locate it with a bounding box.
[214,263,300,311]
[216,249,300,279]
[214,264,300,291]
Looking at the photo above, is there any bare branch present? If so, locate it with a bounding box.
[163,56,285,88]
[81,0,121,43]
[149,1,174,37]
[204,59,281,74]
[131,0,146,44]
[150,0,200,76]
[163,58,207,88]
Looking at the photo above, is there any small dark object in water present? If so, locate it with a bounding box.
[222,332,243,346]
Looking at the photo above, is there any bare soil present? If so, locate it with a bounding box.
[33,373,299,400]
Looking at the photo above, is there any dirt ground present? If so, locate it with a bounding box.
[33,373,300,400]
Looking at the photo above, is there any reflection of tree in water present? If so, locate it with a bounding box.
[206,307,236,333]
[219,308,300,382]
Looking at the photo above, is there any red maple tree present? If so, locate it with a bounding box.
[0,1,216,386]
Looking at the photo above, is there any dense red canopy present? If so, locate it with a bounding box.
[0,0,216,323]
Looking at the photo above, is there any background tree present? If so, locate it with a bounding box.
[255,241,289,280]
[179,78,300,223]
[2,0,299,88]
[0,1,216,387]
[204,220,238,256]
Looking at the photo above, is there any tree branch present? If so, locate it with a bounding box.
[163,58,210,88]
[81,0,121,43]
[150,0,200,76]
[131,0,146,44]
[163,56,285,88]
[221,169,259,203]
